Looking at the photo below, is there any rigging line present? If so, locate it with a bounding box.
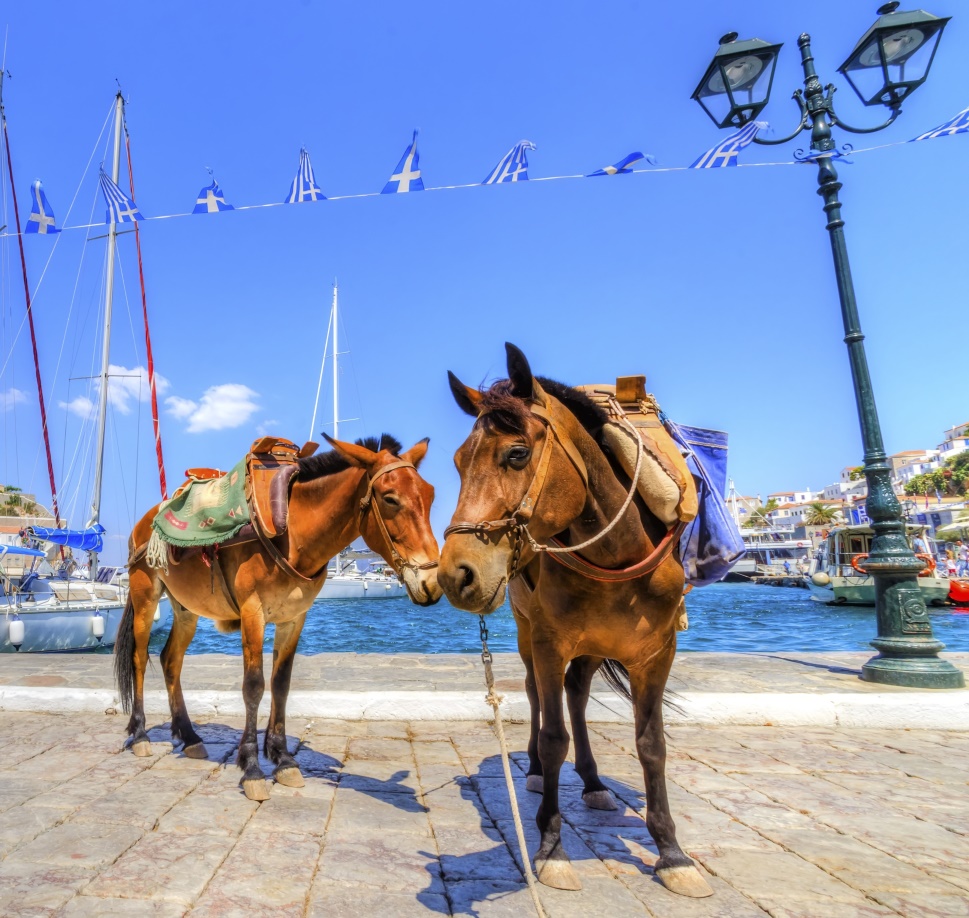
[108,401,130,527]
[309,293,332,441]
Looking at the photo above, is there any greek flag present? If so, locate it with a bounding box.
[285,148,326,203]
[482,140,536,184]
[382,131,424,194]
[25,180,60,234]
[910,106,969,142]
[193,180,234,214]
[690,122,766,169]
[99,169,143,223]
[588,152,647,176]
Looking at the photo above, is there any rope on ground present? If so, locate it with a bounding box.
[479,615,547,918]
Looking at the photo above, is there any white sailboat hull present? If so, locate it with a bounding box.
[2,597,170,653]
[318,574,406,600]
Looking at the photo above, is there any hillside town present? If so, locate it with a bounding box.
[732,420,969,545]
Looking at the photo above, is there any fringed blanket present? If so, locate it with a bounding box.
[151,459,250,548]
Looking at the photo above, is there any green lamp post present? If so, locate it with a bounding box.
[693,3,963,689]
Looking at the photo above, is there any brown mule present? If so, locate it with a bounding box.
[115,434,441,801]
[438,345,712,898]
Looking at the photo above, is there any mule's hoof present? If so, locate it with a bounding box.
[274,767,305,788]
[183,742,209,760]
[535,856,582,891]
[582,789,618,811]
[131,740,152,757]
[242,778,271,802]
[526,774,544,794]
[656,865,714,898]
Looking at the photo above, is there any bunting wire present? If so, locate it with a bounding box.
[0,131,953,239]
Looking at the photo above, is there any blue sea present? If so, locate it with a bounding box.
[144,583,969,656]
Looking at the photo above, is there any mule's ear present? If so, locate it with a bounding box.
[321,433,378,471]
[448,371,483,417]
[400,437,430,469]
[505,342,534,400]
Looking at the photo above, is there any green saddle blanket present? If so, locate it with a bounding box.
[152,458,250,547]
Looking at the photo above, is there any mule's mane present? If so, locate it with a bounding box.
[477,377,607,441]
[297,434,404,480]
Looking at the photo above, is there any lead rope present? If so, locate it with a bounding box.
[478,615,547,918]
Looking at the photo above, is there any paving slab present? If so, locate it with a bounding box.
[0,704,965,916]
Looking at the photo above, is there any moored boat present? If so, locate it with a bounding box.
[807,524,950,606]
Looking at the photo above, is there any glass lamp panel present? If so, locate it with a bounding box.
[697,90,735,128]
[842,57,891,106]
[883,25,941,86]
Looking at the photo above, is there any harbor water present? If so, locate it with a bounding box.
[142,582,969,656]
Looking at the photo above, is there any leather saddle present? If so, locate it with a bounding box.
[174,436,318,553]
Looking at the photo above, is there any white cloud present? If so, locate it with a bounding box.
[60,395,98,420]
[165,383,259,434]
[1,388,28,410]
[256,419,280,436]
[106,364,170,415]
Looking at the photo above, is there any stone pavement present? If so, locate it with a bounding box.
[0,710,967,917]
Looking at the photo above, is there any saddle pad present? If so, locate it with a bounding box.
[152,458,250,547]
[601,420,682,526]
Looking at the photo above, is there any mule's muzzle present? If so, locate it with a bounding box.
[439,539,508,614]
[402,563,443,607]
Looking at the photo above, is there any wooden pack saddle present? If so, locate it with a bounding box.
[577,375,698,527]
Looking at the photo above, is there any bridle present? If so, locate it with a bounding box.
[444,394,685,584]
[359,460,439,579]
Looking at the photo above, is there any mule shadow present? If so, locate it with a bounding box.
[141,722,427,813]
[416,751,659,916]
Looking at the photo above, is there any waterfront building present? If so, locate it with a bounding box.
[937,422,969,461]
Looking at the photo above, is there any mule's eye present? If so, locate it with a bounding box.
[383,494,400,508]
[506,446,531,469]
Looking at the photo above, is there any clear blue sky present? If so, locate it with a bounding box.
[1,1,965,562]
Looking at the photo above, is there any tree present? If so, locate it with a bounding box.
[905,451,969,498]
[848,466,865,481]
[743,498,779,529]
[805,501,840,526]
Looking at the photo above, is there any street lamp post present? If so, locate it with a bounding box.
[693,4,963,689]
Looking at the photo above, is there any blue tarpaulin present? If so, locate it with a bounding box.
[0,544,46,558]
[26,524,104,553]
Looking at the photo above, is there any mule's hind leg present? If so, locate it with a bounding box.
[115,565,163,757]
[237,607,270,801]
[629,653,713,898]
[532,647,581,891]
[264,613,306,787]
[161,598,207,758]
[565,656,616,811]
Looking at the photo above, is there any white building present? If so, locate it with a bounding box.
[938,422,969,461]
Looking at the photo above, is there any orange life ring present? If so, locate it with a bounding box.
[850,553,869,573]
[916,553,935,576]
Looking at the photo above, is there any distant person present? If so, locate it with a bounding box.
[958,540,969,577]
[783,560,791,575]
[912,533,928,554]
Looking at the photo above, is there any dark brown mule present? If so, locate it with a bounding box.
[115,434,441,801]
[438,345,711,898]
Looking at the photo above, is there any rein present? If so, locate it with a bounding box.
[444,395,679,583]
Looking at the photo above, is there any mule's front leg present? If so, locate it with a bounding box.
[264,614,306,788]
[533,652,581,891]
[161,599,208,759]
[512,606,543,794]
[630,659,713,898]
[565,656,616,810]
[238,610,270,801]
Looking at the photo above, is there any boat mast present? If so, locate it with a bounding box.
[87,91,124,575]
[0,71,62,527]
[332,280,338,442]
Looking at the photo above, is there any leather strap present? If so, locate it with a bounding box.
[252,521,326,583]
[545,520,687,583]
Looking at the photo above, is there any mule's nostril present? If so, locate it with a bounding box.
[459,564,475,592]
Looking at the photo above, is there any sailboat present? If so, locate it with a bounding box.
[1,90,171,651]
[312,283,406,601]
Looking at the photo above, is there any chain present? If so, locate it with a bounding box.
[477,615,547,917]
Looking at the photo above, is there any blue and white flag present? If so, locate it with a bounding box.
[910,106,969,142]
[193,180,234,214]
[482,140,536,184]
[382,131,424,194]
[588,152,649,176]
[285,148,326,203]
[98,169,143,223]
[25,180,60,234]
[690,122,765,169]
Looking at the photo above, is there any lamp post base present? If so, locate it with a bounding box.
[862,645,965,689]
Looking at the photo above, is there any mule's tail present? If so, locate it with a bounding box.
[599,659,685,716]
[599,659,632,702]
[114,594,136,715]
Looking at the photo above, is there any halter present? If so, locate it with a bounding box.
[444,393,683,583]
[359,460,440,579]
